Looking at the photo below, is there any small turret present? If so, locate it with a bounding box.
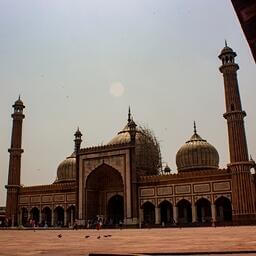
[74,127,82,154]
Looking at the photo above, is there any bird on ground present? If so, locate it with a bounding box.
[97,236,101,239]
[57,234,62,238]
[85,235,90,238]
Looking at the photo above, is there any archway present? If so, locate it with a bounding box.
[30,207,40,225]
[177,199,192,224]
[215,196,232,222]
[67,206,76,227]
[107,195,124,225]
[21,208,28,226]
[159,200,173,224]
[142,202,155,224]
[196,198,212,223]
[42,207,52,227]
[86,163,124,221]
[54,206,64,226]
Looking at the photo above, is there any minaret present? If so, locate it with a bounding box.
[219,43,256,224]
[5,97,25,226]
[127,108,138,223]
[74,127,82,221]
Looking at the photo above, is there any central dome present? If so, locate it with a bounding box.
[176,124,219,172]
[108,111,161,176]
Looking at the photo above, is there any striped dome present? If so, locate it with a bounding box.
[56,153,76,183]
[176,131,219,172]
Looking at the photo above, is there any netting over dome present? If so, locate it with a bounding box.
[108,121,161,176]
[176,127,219,172]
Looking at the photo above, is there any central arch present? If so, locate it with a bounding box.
[85,163,124,222]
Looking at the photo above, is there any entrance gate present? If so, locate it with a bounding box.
[86,163,124,223]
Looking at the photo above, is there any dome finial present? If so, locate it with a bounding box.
[225,39,227,47]
[193,121,197,134]
[128,106,131,122]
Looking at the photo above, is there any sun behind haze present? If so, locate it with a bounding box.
[0,0,256,205]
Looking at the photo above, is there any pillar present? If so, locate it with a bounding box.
[139,208,144,223]
[192,204,197,223]
[64,209,67,226]
[39,209,42,224]
[211,204,216,222]
[51,208,54,226]
[173,206,178,224]
[19,211,22,226]
[71,208,74,226]
[155,207,160,224]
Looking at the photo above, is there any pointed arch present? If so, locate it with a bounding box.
[159,200,173,224]
[30,207,40,225]
[85,163,124,221]
[215,196,232,222]
[141,201,155,225]
[177,199,192,224]
[195,198,212,223]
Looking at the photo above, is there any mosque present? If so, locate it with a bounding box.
[4,44,256,227]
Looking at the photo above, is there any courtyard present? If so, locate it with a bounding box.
[0,226,256,256]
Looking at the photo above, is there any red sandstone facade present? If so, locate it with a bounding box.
[4,45,256,227]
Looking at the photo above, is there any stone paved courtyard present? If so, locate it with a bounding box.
[0,226,256,256]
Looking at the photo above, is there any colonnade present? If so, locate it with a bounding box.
[18,205,76,227]
[140,196,232,225]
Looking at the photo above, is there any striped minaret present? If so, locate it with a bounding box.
[219,42,256,224]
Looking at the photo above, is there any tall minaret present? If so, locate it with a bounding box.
[127,107,139,223]
[5,97,25,226]
[219,43,256,224]
[74,127,82,221]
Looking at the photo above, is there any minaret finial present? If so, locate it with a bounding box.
[18,95,21,100]
[193,121,197,134]
[128,106,131,122]
[225,39,227,47]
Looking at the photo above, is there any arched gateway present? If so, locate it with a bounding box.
[85,164,124,224]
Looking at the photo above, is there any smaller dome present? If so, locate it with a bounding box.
[14,96,24,106]
[219,41,236,59]
[220,46,233,55]
[55,153,76,183]
[176,125,219,172]
[163,165,171,174]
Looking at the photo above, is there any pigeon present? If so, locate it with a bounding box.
[57,234,62,238]
[103,235,108,238]
[85,235,90,239]
[107,235,112,237]
[97,236,101,239]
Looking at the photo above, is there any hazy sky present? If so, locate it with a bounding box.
[1,0,256,205]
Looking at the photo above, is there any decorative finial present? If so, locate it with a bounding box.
[225,39,227,47]
[18,95,21,101]
[250,154,253,161]
[193,121,197,134]
[128,106,131,122]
